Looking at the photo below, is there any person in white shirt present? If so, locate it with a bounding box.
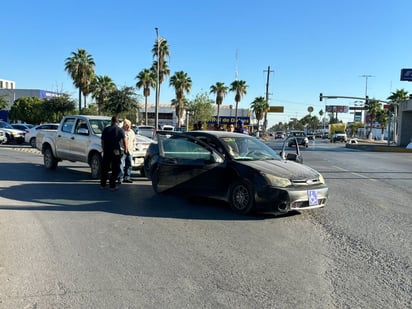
[119,118,136,183]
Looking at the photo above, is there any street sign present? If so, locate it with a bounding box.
[400,68,412,81]
[268,106,284,113]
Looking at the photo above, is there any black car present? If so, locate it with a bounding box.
[287,131,309,148]
[144,131,328,215]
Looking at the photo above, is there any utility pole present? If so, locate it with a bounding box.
[154,27,160,131]
[263,66,274,132]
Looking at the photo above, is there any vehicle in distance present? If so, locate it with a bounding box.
[135,125,155,138]
[0,121,25,144]
[24,123,59,148]
[147,131,328,215]
[287,131,309,148]
[11,123,34,131]
[274,131,285,139]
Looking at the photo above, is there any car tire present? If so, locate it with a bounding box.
[229,179,254,215]
[44,147,58,170]
[90,153,102,179]
[30,137,36,148]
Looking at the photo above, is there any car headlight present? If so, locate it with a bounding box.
[318,174,325,184]
[261,173,292,188]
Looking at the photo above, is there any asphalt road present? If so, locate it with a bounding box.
[0,141,411,308]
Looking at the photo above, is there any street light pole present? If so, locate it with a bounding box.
[154,27,160,131]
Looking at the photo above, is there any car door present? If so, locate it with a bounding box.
[55,117,76,159]
[69,119,91,162]
[154,132,225,194]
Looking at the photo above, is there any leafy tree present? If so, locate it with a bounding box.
[0,95,8,110]
[8,97,45,124]
[186,92,214,129]
[169,71,192,128]
[229,80,248,122]
[250,96,269,133]
[152,37,170,128]
[91,75,116,115]
[42,94,76,122]
[105,86,140,120]
[65,48,96,112]
[210,82,228,126]
[364,98,381,139]
[136,68,156,125]
[376,109,388,140]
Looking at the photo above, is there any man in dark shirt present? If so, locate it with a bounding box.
[100,116,128,191]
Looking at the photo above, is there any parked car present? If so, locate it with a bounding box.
[24,123,59,148]
[145,130,328,215]
[11,123,34,131]
[133,134,154,176]
[287,131,309,148]
[135,125,155,138]
[0,121,25,144]
[0,129,7,144]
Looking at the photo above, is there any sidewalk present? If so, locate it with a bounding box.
[345,138,412,153]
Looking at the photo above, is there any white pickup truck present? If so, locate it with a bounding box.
[36,115,148,178]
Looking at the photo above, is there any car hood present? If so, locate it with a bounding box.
[238,159,321,180]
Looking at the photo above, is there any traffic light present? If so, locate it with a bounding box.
[319,93,323,101]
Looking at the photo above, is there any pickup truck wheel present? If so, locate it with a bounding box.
[229,179,255,215]
[90,153,102,179]
[44,147,58,170]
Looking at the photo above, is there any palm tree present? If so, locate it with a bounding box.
[376,109,388,141]
[250,96,269,134]
[152,38,170,129]
[91,75,116,115]
[387,89,409,143]
[106,86,140,116]
[64,48,96,112]
[365,98,381,139]
[136,69,156,125]
[210,82,228,126]
[229,80,248,122]
[169,71,192,128]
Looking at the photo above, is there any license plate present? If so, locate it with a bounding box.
[308,190,319,206]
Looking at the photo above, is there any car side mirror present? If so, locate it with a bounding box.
[286,153,303,163]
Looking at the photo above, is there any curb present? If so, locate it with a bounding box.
[346,143,412,153]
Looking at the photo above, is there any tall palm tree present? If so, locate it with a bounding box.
[91,75,116,115]
[210,82,228,125]
[229,80,248,122]
[387,89,409,143]
[169,71,192,128]
[365,98,381,139]
[64,48,96,112]
[250,96,269,134]
[152,38,170,128]
[135,69,156,125]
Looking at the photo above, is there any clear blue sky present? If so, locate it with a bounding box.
[2,0,411,126]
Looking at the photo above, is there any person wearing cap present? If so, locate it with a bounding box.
[235,119,248,134]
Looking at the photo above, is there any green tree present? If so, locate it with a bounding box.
[8,97,45,124]
[186,92,214,129]
[152,37,170,128]
[229,80,248,122]
[210,82,228,126]
[136,68,156,125]
[42,94,76,122]
[64,48,96,112]
[250,96,269,133]
[0,95,8,110]
[169,71,192,128]
[376,109,388,140]
[365,98,381,139]
[105,86,140,119]
[91,75,116,115]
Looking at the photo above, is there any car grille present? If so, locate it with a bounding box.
[291,178,322,186]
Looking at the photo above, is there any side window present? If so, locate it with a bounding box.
[61,118,75,133]
[75,120,89,135]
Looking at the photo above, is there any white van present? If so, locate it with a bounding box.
[161,125,175,132]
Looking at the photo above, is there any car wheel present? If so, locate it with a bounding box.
[90,153,102,179]
[151,167,161,193]
[229,179,254,215]
[44,147,58,170]
[30,137,36,148]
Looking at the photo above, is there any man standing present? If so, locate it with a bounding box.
[234,119,248,134]
[100,116,127,191]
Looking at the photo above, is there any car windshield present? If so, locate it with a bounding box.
[218,136,282,161]
[0,121,14,129]
[89,119,112,134]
